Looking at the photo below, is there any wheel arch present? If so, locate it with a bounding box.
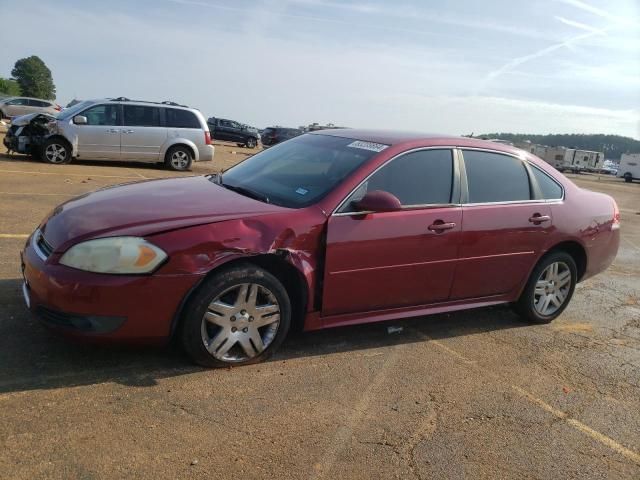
[170,253,309,340]
[43,135,74,160]
[162,140,198,162]
[545,240,587,281]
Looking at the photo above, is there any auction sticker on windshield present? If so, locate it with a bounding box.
[346,140,389,153]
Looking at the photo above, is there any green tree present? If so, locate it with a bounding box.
[0,78,21,96]
[11,56,56,100]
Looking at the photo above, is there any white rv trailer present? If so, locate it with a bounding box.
[617,153,640,183]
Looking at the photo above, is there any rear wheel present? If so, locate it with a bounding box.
[165,145,192,171]
[514,252,577,324]
[180,264,291,368]
[42,138,71,164]
[624,172,633,183]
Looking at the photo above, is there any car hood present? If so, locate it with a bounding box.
[41,175,288,251]
[10,112,57,126]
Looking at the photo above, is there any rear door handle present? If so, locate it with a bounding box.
[107,129,119,134]
[529,214,551,224]
[122,129,134,134]
[428,221,456,232]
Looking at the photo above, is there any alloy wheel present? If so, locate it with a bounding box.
[171,150,189,170]
[533,261,572,316]
[201,283,281,362]
[45,143,68,163]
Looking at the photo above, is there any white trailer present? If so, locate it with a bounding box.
[617,153,640,183]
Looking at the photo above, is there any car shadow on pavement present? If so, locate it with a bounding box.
[0,277,526,394]
[0,151,177,171]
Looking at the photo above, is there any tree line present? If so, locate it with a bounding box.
[479,133,640,160]
[0,55,56,99]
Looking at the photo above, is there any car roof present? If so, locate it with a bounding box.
[85,98,195,111]
[309,129,525,156]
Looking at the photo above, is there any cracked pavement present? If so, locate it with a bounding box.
[0,144,639,479]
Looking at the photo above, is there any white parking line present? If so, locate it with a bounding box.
[420,333,640,466]
[0,234,29,238]
[0,169,141,179]
[0,191,76,196]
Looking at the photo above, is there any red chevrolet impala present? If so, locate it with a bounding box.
[21,131,620,367]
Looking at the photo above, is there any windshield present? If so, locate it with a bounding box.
[221,134,383,208]
[56,100,95,120]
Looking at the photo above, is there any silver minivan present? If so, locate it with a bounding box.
[28,98,214,171]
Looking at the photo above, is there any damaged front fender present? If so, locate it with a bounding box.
[3,113,57,155]
[148,211,328,317]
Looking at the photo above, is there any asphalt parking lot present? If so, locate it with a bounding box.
[0,141,639,479]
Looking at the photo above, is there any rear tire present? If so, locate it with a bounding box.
[165,145,193,171]
[41,138,72,164]
[624,173,633,183]
[514,251,577,324]
[180,263,291,368]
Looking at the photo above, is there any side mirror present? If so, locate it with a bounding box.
[73,115,87,125]
[353,190,402,212]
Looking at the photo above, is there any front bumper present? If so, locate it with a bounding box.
[21,234,203,344]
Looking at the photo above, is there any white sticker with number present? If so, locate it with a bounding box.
[346,140,389,153]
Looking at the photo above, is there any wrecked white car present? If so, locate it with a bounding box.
[3,98,214,169]
[3,112,58,159]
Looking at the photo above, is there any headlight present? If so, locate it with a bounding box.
[60,237,167,274]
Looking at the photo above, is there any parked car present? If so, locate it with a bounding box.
[617,154,640,183]
[260,126,303,147]
[0,96,61,119]
[3,98,214,170]
[207,117,260,148]
[21,131,620,367]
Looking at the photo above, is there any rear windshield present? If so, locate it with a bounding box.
[221,134,382,208]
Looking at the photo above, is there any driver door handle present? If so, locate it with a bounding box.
[529,214,551,223]
[428,221,456,232]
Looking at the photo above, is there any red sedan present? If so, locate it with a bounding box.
[21,131,620,367]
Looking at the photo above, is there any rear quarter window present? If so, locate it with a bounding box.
[166,108,200,128]
[531,167,563,199]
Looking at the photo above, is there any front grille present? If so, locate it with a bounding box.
[36,306,126,333]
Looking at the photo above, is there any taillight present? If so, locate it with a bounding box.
[55,104,62,111]
[205,131,212,145]
[612,199,620,230]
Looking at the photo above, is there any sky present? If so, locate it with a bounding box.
[1,0,639,138]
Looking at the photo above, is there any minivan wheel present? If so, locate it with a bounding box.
[180,263,291,368]
[624,173,633,183]
[514,252,577,324]
[245,137,257,149]
[42,138,71,164]
[165,146,193,171]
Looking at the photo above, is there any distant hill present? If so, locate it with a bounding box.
[477,133,640,160]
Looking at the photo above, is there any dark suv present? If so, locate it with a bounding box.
[260,127,303,148]
[207,117,260,148]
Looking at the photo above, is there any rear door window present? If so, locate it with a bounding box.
[166,108,200,128]
[462,150,531,203]
[123,105,161,127]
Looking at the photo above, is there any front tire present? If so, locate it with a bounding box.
[165,145,193,171]
[180,263,291,368]
[245,137,257,148]
[42,138,71,164]
[624,173,633,183]
[514,252,577,324]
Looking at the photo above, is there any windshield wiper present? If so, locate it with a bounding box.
[220,181,271,204]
